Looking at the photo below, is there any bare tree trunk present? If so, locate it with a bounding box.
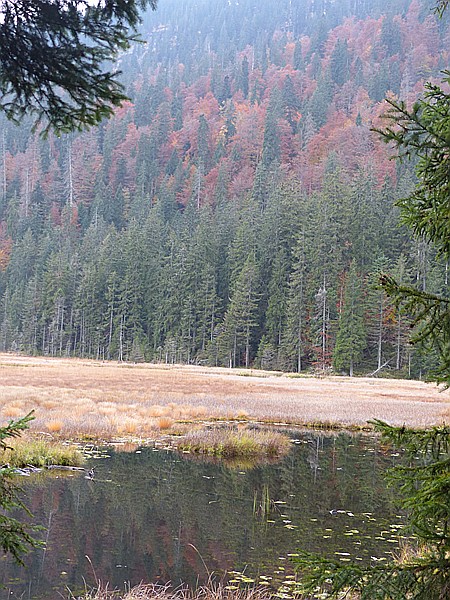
[119,314,124,362]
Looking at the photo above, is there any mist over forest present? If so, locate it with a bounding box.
[0,0,448,376]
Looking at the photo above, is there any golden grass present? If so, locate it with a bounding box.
[0,353,448,441]
[45,420,64,433]
[177,427,291,458]
[157,416,175,430]
[76,582,271,600]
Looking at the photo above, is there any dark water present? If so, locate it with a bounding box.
[1,431,408,599]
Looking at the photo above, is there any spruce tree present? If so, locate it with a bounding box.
[333,261,367,376]
[217,253,260,368]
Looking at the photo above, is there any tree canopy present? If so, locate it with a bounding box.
[0,0,157,134]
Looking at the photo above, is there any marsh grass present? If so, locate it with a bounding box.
[75,582,272,600]
[0,354,447,438]
[2,437,84,468]
[177,427,291,458]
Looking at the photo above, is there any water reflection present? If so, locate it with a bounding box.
[1,431,405,599]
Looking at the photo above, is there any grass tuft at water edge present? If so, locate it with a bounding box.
[176,427,291,458]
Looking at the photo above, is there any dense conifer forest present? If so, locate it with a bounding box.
[0,0,448,376]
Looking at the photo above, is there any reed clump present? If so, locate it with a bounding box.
[78,582,272,600]
[2,437,84,468]
[176,427,291,458]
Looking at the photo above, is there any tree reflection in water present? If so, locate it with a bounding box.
[1,431,405,599]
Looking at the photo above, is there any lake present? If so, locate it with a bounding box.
[1,430,408,599]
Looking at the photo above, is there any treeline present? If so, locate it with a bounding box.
[0,163,446,376]
[0,0,448,375]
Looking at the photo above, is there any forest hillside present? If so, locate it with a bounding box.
[0,0,448,376]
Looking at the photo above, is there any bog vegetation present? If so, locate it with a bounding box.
[0,356,446,433]
[176,427,291,458]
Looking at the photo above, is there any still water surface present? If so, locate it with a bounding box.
[1,431,407,599]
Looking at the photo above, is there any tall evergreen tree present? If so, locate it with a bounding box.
[333,261,367,376]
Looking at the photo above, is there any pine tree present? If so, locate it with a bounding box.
[333,261,367,376]
[366,256,396,373]
[217,253,260,368]
[330,38,350,86]
[239,55,249,99]
[283,233,308,372]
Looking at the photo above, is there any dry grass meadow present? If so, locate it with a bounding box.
[0,353,448,439]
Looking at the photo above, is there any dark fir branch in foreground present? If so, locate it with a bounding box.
[376,72,450,387]
[0,0,157,134]
[0,413,42,564]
